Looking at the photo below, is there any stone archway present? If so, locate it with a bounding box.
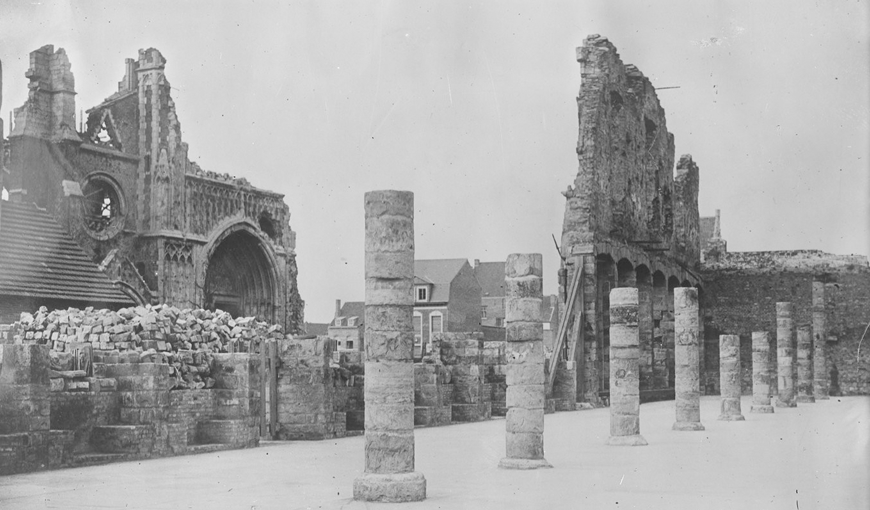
[203,225,278,322]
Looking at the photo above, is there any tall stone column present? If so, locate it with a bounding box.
[606,288,647,446]
[750,332,774,413]
[499,253,551,469]
[353,190,426,502]
[718,334,745,421]
[796,326,815,403]
[673,288,704,431]
[812,281,829,399]
[775,302,797,408]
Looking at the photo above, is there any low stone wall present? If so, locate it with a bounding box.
[439,332,491,422]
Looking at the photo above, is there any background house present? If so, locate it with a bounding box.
[328,300,364,351]
[413,259,482,358]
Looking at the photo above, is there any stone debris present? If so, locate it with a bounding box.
[9,304,283,390]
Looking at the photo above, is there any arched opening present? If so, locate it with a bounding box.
[616,258,635,287]
[652,271,667,389]
[666,276,681,388]
[204,229,276,322]
[636,265,653,391]
[82,174,125,239]
[596,254,616,395]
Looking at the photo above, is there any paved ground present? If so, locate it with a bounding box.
[1,396,868,510]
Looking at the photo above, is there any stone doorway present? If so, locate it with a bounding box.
[204,229,276,322]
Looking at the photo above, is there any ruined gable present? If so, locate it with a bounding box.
[562,35,699,269]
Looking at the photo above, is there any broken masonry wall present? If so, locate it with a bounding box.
[562,35,695,267]
[0,344,52,475]
[439,332,491,422]
[334,350,366,431]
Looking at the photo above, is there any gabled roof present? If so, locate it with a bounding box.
[0,201,132,305]
[414,259,467,303]
[473,261,505,297]
[338,301,364,320]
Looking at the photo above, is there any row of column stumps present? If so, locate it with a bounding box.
[812,282,830,399]
[796,326,815,403]
[776,302,797,408]
[353,190,426,502]
[718,334,745,420]
[499,253,552,469]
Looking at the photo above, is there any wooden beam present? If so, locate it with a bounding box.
[547,263,583,392]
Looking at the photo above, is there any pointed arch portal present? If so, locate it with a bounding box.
[204,229,277,322]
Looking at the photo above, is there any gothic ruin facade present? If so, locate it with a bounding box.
[1,45,304,331]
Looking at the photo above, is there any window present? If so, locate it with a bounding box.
[481,306,487,319]
[430,312,443,335]
[495,318,503,327]
[413,313,423,346]
[346,341,354,350]
[416,286,428,302]
[347,317,357,327]
[81,174,125,240]
[334,317,344,327]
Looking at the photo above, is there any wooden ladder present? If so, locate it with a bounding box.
[547,263,584,393]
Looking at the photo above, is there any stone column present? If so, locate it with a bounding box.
[353,190,426,502]
[606,288,647,446]
[750,332,774,413]
[775,302,797,408]
[718,335,745,421]
[796,326,815,403]
[673,288,704,431]
[812,281,829,399]
[499,253,552,469]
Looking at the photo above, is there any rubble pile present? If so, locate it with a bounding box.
[10,304,283,389]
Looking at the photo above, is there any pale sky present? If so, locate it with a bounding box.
[1,1,867,323]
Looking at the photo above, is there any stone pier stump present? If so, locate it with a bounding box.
[750,332,774,413]
[775,302,797,408]
[353,190,426,502]
[606,288,647,446]
[673,287,704,431]
[812,281,829,400]
[796,326,815,403]
[718,335,745,421]
[499,253,552,469]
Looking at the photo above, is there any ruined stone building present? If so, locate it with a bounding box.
[555,35,869,405]
[558,35,703,404]
[0,45,303,332]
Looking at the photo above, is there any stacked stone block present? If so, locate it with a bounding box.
[749,332,774,413]
[483,341,507,416]
[606,288,647,446]
[414,364,452,427]
[796,326,815,403]
[0,344,51,475]
[718,335,745,421]
[353,190,426,502]
[775,302,797,408]
[673,288,704,431]
[441,333,490,422]
[273,337,340,440]
[500,253,552,468]
[551,360,577,412]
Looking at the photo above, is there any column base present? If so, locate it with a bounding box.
[605,434,648,446]
[775,399,797,408]
[717,413,745,421]
[796,395,815,403]
[353,472,426,502]
[672,421,705,431]
[498,457,553,470]
[750,404,775,414]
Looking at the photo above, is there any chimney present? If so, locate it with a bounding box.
[335,299,341,318]
[713,209,721,238]
[474,259,480,268]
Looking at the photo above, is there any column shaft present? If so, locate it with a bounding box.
[673,288,704,431]
[750,332,774,413]
[812,281,829,399]
[606,287,647,446]
[354,190,425,502]
[796,326,815,403]
[718,334,745,421]
[775,302,797,408]
[499,253,551,469]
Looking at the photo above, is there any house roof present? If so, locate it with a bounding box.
[473,261,505,297]
[338,301,365,319]
[303,322,330,336]
[414,259,467,303]
[0,200,133,305]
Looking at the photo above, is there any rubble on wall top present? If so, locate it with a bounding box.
[703,249,870,275]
